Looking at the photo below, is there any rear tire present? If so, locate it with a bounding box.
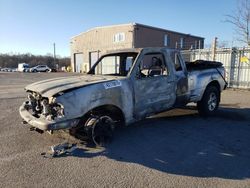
[197,86,220,117]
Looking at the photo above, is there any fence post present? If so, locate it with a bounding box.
[229,47,238,88]
[211,37,218,61]
[237,49,242,88]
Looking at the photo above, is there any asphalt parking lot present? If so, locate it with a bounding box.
[0,72,250,188]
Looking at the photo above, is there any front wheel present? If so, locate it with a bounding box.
[85,115,115,147]
[197,86,220,117]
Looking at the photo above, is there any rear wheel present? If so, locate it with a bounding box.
[197,86,220,116]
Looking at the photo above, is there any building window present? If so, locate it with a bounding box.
[113,33,125,43]
[164,34,169,46]
[180,37,184,49]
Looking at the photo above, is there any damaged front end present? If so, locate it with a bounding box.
[19,91,79,132]
[25,92,64,121]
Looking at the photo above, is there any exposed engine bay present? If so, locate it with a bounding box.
[23,91,64,121]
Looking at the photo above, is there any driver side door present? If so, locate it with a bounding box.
[133,51,176,119]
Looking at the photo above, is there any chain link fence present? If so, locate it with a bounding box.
[181,47,250,89]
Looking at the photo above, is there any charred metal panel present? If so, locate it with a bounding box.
[25,75,124,97]
[54,77,134,125]
[133,76,176,118]
[188,67,226,102]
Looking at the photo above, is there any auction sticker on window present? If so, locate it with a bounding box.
[104,80,122,89]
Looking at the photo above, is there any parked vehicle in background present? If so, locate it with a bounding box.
[1,68,11,72]
[18,63,30,72]
[30,65,51,72]
[12,68,18,72]
[50,67,57,72]
[20,47,227,147]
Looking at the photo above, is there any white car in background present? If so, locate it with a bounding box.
[30,65,51,72]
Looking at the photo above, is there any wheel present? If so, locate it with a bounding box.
[33,69,37,72]
[197,86,220,116]
[45,69,49,72]
[85,115,115,147]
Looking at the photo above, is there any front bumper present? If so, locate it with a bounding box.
[19,103,79,131]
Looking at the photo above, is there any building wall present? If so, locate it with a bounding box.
[71,24,134,72]
[70,23,204,72]
[134,24,204,50]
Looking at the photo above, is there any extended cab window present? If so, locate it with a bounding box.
[137,53,168,78]
[89,52,138,76]
[170,51,183,71]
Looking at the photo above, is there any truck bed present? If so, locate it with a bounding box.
[185,60,223,71]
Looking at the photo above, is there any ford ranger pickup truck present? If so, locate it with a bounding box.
[19,47,227,146]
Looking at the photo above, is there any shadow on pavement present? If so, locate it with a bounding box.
[58,106,250,180]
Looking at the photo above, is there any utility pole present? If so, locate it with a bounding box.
[53,43,56,67]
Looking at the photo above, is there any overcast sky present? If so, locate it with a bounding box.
[0,0,237,57]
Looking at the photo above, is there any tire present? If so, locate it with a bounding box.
[45,69,49,72]
[197,86,220,117]
[84,115,115,147]
[33,69,37,73]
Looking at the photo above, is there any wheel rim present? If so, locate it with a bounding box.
[208,92,217,111]
[92,116,114,147]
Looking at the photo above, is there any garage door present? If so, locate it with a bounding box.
[90,51,99,69]
[74,53,83,73]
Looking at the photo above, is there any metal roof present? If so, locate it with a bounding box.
[71,23,204,40]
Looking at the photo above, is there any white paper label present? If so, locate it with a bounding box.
[104,80,122,89]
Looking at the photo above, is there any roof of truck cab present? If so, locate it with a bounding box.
[105,48,142,54]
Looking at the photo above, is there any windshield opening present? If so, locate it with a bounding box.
[88,52,138,76]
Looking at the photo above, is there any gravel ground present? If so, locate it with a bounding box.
[0,72,250,188]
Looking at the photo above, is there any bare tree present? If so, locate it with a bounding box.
[225,0,250,46]
[218,40,230,48]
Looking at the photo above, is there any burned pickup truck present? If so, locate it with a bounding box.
[20,47,227,146]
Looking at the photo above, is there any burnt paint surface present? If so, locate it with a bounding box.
[22,47,226,129]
